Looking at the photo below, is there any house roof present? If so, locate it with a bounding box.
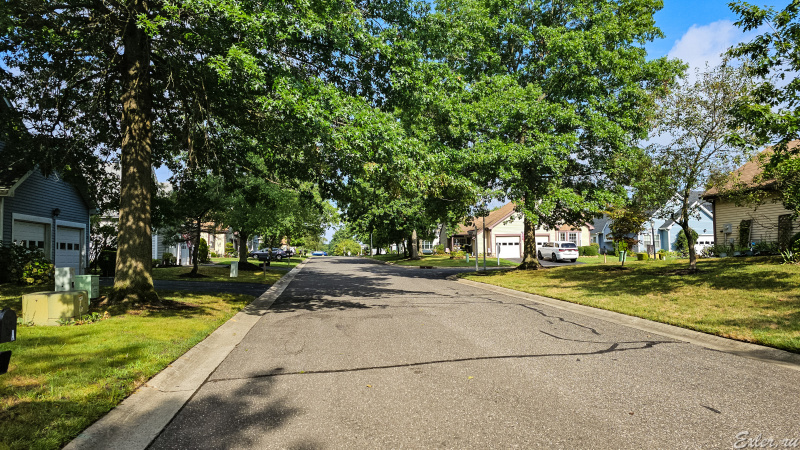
[656,191,712,229]
[453,201,593,235]
[590,215,611,234]
[703,140,800,198]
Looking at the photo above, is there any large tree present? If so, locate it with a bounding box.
[647,64,756,271]
[411,0,684,269]
[1,0,372,303]
[728,0,800,216]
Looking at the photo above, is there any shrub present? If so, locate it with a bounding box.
[0,245,54,284]
[161,252,176,267]
[225,242,235,256]
[752,241,780,255]
[636,252,650,261]
[583,246,599,256]
[198,238,210,263]
[434,244,445,255]
[590,242,600,249]
[152,259,161,268]
[210,251,218,258]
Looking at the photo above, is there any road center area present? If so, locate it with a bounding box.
[150,257,800,449]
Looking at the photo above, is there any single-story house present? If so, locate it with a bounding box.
[703,141,800,248]
[591,191,714,253]
[448,202,592,258]
[1,147,94,274]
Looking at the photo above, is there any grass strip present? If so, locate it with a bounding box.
[462,256,800,353]
[0,287,253,450]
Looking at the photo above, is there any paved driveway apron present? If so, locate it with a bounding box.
[151,257,800,449]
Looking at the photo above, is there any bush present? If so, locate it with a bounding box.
[636,252,650,261]
[583,246,599,256]
[152,259,161,268]
[752,241,780,255]
[161,252,176,267]
[198,238,210,263]
[434,244,445,255]
[675,228,699,256]
[210,251,218,258]
[0,245,54,284]
[225,242,236,256]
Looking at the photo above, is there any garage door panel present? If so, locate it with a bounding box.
[496,237,520,258]
[12,221,47,250]
[55,227,82,271]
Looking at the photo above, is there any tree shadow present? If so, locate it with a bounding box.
[149,370,303,449]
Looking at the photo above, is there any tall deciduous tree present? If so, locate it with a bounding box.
[647,64,755,271]
[728,0,800,216]
[1,0,372,303]
[414,0,684,269]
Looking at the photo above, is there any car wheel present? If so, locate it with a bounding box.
[552,253,557,262]
[276,255,282,261]
[571,259,577,263]
[538,251,543,259]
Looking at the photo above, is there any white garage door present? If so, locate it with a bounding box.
[55,227,82,271]
[12,221,46,251]
[496,236,520,258]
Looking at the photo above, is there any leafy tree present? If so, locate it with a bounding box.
[334,239,362,256]
[727,1,800,216]
[412,0,684,269]
[647,64,756,271]
[1,0,375,303]
[607,202,650,267]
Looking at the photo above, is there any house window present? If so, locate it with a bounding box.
[559,232,579,245]
[592,235,597,244]
[420,241,433,250]
[642,233,661,249]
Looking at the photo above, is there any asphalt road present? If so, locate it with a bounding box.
[150,257,800,449]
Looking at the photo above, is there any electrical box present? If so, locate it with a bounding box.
[54,267,75,291]
[723,223,733,234]
[74,275,100,301]
[22,291,88,326]
[230,261,239,278]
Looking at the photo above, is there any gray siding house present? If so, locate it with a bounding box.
[0,143,93,274]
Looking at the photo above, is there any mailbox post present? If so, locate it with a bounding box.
[0,309,17,375]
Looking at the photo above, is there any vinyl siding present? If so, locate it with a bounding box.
[713,193,800,246]
[2,170,90,268]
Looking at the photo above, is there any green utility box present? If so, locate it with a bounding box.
[22,291,89,326]
[74,275,100,301]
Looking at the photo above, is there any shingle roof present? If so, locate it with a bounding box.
[703,141,800,198]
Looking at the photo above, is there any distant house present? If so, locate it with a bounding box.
[448,202,592,258]
[0,150,94,274]
[703,142,800,248]
[590,192,714,254]
[591,192,715,253]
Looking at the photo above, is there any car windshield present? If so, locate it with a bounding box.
[561,243,577,249]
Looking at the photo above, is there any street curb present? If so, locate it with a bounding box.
[64,259,309,450]
[456,277,800,372]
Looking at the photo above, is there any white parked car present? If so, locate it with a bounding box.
[538,241,579,262]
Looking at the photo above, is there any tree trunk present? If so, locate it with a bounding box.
[518,215,542,269]
[111,3,158,304]
[190,217,201,275]
[409,230,420,260]
[681,222,698,271]
[238,231,249,265]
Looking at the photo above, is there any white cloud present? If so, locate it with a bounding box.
[667,20,744,75]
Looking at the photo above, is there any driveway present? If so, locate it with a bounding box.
[150,257,799,449]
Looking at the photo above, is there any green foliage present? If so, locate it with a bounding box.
[637,252,650,261]
[161,252,176,267]
[0,245,54,285]
[675,229,699,255]
[333,239,361,256]
[728,2,800,215]
[198,238,210,264]
[739,220,752,247]
[434,244,446,255]
[224,243,235,256]
[581,246,599,256]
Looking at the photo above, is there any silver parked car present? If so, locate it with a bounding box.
[538,241,579,262]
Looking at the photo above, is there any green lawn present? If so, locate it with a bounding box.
[0,286,253,450]
[152,265,285,284]
[372,254,519,267]
[462,256,800,353]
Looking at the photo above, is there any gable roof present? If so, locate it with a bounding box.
[704,140,800,198]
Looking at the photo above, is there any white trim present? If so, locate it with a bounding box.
[12,212,52,225]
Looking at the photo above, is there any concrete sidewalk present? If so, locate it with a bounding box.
[64,260,308,450]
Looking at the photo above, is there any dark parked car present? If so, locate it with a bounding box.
[249,249,272,262]
[271,248,287,261]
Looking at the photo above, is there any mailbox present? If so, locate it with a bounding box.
[0,309,16,375]
[0,309,16,343]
